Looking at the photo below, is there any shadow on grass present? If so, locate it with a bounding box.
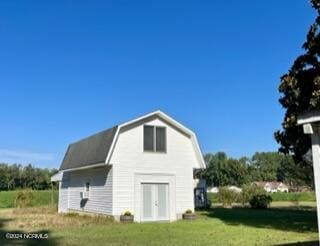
[0,218,58,246]
[273,240,319,246]
[202,206,318,233]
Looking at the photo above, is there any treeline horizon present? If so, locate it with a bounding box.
[0,163,58,191]
[200,151,313,189]
[0,151,313,191]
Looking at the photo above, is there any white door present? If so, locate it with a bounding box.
[142,183,169,221]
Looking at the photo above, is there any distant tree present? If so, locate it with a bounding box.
[203,152,249,187]
[203,152,228,187]
[251,152,282,181]
[277,154,313,189]
[274,1,320,165]
[0,163,57,191]
[202,152,311,188]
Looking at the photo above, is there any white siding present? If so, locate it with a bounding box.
[110,117,197,219]
[67,166,113,215]
[58,172,70,213]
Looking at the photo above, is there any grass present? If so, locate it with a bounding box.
[0,202,318,246]
[0,190,58,208]
[271,192,316,202]
[0,190,314,209]
[208,192,316,203]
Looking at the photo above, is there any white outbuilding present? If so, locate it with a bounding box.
[52,110,205,222]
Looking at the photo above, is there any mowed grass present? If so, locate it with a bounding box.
[208,192,316,203]
[0,190,58,208]
[271,192,316,202]
[0,202,318,246]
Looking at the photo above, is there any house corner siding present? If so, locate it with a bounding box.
[58,172,70,213]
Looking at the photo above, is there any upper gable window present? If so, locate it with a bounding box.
[144,125,166,152]
[144,125,154,151]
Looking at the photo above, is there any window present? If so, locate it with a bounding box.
[144,125,154,151]
[143,125,166,152]
[85,182,90,192]
[156,127,166,152]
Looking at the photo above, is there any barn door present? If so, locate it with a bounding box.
[142,183,169,221]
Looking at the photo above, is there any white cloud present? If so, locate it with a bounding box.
[0,149,54,164]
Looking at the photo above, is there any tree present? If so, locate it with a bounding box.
[251,152,281,181]
[202,152,250,187]
[203,152,228,187]
[276,154,309,189]
[0,163,57,191]
[275,1,320,161]
[202,152,310,188]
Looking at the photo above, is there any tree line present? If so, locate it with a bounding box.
[0,151,313,191]
[200,152,313,189]
[0,163,58,191]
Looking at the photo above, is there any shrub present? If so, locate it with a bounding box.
[185,209,193,214]
[14,190,34,208]
[249,194,272,209]
[217,187,238,207]
[123,211,132,216]
[239,185,266,205]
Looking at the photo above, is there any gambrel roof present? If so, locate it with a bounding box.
[59,110,205,171]
[60,126,118,170]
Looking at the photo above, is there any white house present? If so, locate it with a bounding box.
[207,187,219,193]
[253,182,289,193]
[206,186,242,193]
[52,110,205,222]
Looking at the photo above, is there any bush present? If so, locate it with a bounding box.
[217,187,238,207]
[185,209,193,214]
[249,194,272,209]
[207,192,218,203]
[123,211,132,216]
[14,190,34,208]
[239,185,266,205]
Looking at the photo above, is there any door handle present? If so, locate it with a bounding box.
[155,201,158,206]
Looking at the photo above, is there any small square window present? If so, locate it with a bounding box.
[85,182,90,192]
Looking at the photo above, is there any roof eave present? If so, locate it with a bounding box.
[297,111,320,125]
[60,163,109,172]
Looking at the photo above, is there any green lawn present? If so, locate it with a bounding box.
[0,190,314,209]
[0,202,318,246]
[0,190,58,208]
[208,192,316,203]
[271,192,316,202]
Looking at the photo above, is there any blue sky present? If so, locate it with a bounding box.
[0,1,316,168]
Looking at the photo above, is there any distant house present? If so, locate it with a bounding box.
[253,182,289,193]
[228,186,242,193]
[51,111,205,222]
[207,186,242,193]
[207,187,219,193]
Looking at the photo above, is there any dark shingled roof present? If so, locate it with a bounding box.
[59,126,118,170]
